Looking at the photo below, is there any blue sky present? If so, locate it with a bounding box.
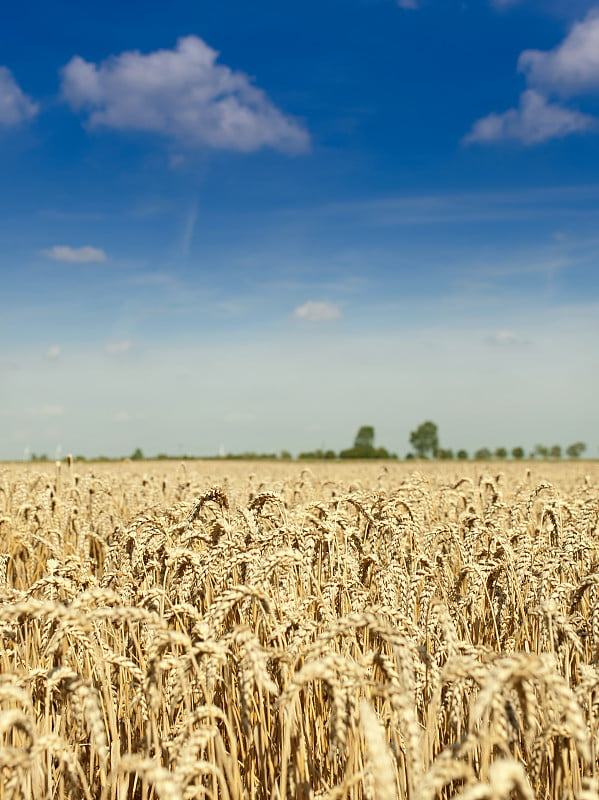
[1,0,598,459]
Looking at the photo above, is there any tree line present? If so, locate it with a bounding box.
[406,421,587,460]
[27,422,590,462]
[298,422,589,460]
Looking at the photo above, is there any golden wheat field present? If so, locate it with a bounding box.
[1,459,599,800]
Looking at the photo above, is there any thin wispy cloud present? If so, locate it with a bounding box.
[396,0,524,9]
[60,36,309,154]
[43,245,107,263]
[123,272,173,287]
[311,183,599,228]
[0,66,38,127]
[293,301,342,322]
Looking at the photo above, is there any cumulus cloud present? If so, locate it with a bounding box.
[60,36,309,154]
[0,66,38,127]
[105,340,132,354]
[466,11,599,145]
[43,245,107,263]
[464,89,595,145]
[46,345,61,360]
[519,10,599,95]
[293,301,342,322]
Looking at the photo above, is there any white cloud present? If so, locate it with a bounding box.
[46,345,61,360]
[466,11,599,145]
[105,340,132,354]
[43,245,107,263]
[464,89,595,145]
[519,10,599,95]
[0,66,38,127]
[113,411,130,422]
[60,36,309,154]
[293,301,342,322]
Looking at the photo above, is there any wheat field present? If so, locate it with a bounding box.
[1,458,599,800]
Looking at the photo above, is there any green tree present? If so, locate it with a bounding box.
[338,427,396,459]
[299,449,320,459]
[533,444,548,459]
[456,449,469,460]
[495,447,507,459]
[436,448,454,460]
[566,442,586,458]
[474,447,492,460]
[409,421,439,459]
[354,426,375,450]
[549,445,562,459]
[131,448,144,460]
[340,426,377,458]
[511,446,525,459]
[374,447,394,458]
